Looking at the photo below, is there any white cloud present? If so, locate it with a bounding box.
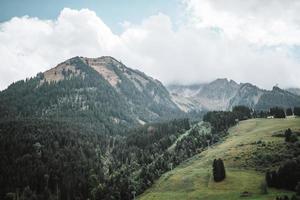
[0,3,300,91]
[184,0,300,45]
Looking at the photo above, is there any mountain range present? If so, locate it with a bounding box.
[169,78,300,112]
[0,56,299,131]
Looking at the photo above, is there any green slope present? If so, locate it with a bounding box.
[139,118,300,200]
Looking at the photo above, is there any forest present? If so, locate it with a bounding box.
[1,104,300,200]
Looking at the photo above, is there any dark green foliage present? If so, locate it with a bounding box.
[0,119,108,200]
[174,122,215,162]
[252,110,269,118]
[0,118,192,200]
[276,195,290,200]
[213,158,226,182]
[285,129,298,143]
[203,111,237,134]
[295,107,300,116]
[286,108,293,116]
[0,114,231,200]
[266,157,300,191]
[203,106,253,134]
[260,181,268,194]
[232,105,252,120]
[270,107,286,118]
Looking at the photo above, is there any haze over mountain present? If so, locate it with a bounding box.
[287,88,300,96]
[168,78,300,112]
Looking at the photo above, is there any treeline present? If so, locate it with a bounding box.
[267,107,300,118]
[203,105,251,134]
[253,106,300,118]
[203,106,300,131]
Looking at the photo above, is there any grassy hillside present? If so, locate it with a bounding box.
[139,118,300,200]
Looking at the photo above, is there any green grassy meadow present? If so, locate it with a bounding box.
[139,118,300,200]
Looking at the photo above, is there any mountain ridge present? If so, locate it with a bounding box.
[1,56,299,126]
[168,78,300,111]
[0,56,183,134]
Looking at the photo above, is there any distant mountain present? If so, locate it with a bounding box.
[255,86,300,110]
[168,79,300,111]
[0,56,182,133]
[286,88,300,96]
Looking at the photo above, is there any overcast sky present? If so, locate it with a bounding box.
[1,0,300,90]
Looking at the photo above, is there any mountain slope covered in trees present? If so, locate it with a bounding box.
[0,56,182,134]
[0,118,193,199]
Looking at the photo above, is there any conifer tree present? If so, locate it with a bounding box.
[213,158,226,182]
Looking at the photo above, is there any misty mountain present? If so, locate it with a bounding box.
[168,78,300,111]
[0,56,182,134]
[287,88,300,96]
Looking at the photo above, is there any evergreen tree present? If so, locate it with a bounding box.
[213,159,226,182]
[285,129,298,143]
[295,107,300,116]
[270,107,286,118]
[286,108,293,116]
[232,106,252,120]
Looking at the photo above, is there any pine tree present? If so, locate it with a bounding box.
[270,107,286,118]
[286,108,293,116]
[213,159,226,182]
[295,107,300,116]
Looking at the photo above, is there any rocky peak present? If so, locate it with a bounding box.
[42,57,84,84]
[81,56,122,87]
[272,86,283,92]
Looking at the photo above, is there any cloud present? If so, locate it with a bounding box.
[0,3,300,91]
[184,0,300,45]
[0,8,121,89]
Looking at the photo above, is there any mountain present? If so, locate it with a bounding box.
[287,87,300,96]
[255,86,300,110]
[1,55,299,126]
[168,78,300,111]
[0,56,182,133]
[229,83,265,109]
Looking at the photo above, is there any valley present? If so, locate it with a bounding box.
[2,1,300,200]
[0,56,300,200]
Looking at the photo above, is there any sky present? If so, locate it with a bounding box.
[0,0,300,90]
